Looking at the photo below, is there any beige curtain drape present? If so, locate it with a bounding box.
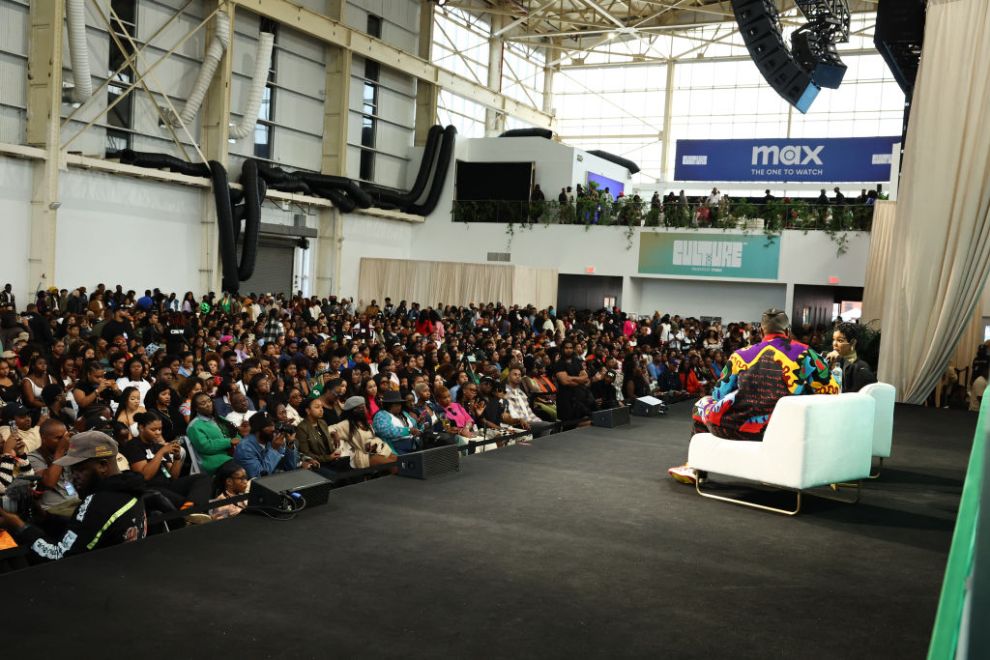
[861,200,897,326]
[877,0,990,404]
[358,258,558,309]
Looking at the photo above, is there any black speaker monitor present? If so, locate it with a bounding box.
[249,469,332,510]
[398,445,461,480]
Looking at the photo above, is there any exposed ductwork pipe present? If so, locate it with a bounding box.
[229,31,275,140]
[66,0,93,102]
[178,12,231,126]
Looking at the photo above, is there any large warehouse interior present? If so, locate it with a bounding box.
[0,1,988,657]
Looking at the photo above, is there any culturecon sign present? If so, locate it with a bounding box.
[674,137,900,183]
[639,233,780,280]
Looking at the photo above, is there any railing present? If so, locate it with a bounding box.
[451,199,877,232]
[928,394,990,659]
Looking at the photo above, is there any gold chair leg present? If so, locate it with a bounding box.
[695,478,802,516]
[868,457,883,479]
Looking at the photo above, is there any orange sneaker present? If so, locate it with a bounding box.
[667,464,699,485]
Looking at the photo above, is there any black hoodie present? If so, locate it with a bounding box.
[16,471,147,563]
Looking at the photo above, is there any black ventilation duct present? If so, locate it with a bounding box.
[499,127,553,139]
[207,161,240,294]
[406,125,456,216]
[119,149,210,177]
[587,150,640,175]
[362,124,443,210]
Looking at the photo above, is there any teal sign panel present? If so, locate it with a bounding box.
[638,232,780,280]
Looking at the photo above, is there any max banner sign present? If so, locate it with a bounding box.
[639,233,780,280]
[674,137,900,183]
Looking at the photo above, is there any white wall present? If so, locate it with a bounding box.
[0,156,32,299]
[55,169,203,295]
[338,214,413,298]
[634,279,786,321]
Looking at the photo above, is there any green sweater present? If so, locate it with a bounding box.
[186,416,234,474]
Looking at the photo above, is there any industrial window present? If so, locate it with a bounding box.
[367,14,382,39]
[105,0,137,156]
[359,16,382,182]
[254,18,279,160]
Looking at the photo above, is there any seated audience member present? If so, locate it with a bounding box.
[503,366,555,437]
[25,419,79,516]
[114,386,146,438]
[371,390,422,454]
[210,460,249,520]
[73,360,121,418]
[668,308,838,485]
[186,392,240,475]
[233,412,302,478]
[436,386,478,442]
[123,412,211,511]
[223,390,256,439]
[318,378,345,425]
[295,397,348,472]
[1,402,42,454]
[0,431,147,562]
[826,322,877,393]
[144,380,181,441]
[333,396,396,469]
[116,357,151,403]
[552,340,595,427]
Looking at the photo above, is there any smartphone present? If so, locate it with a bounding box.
[40,406,49,417]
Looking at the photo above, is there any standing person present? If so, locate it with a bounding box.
[0,431,147,562]
[668,309,838,485]
[552,340,595,427]
[0,283,15,312]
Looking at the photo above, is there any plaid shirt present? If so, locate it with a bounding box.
[504,385,540,424]
[261,316,284,345]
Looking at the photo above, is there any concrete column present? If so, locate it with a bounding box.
[26,0,66,296]
[314,0,350,298]
[199,1,235,294]
[415,0,438,145]
[659,61,676,184]
[542,44,555,116]
[484,14,505,136]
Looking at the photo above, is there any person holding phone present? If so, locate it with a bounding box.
[123,412,211,511]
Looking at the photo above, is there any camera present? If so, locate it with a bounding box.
[274,422,296,435]
[2,476,40,522]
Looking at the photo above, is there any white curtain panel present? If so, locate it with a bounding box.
[861,200,897,326]
[358,258,557,309]
[878,0,990,403]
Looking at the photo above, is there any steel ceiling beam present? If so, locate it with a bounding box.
[230,0,554,128]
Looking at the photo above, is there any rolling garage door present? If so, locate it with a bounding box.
[237,235,295,297]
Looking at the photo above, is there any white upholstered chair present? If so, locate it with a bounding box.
[858,382,896,476]
[687,393,876,515]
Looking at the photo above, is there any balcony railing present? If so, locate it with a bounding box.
[451,199,877,232]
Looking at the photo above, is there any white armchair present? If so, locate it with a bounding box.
[687,393,876,515]
[858,382,896,476]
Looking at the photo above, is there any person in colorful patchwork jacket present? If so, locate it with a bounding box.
[668,308,838,484]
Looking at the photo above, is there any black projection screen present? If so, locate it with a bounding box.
[455,161,535,202]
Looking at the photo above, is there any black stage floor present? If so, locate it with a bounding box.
[2,403,975,659]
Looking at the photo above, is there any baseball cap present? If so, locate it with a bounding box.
[53,431,119,467]
[15,332,29,343]
[4,402,30,419]
[342,396,365,411]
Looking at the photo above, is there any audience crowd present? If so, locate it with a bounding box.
[0,281,893,562]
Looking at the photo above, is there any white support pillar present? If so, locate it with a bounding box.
[199,1,234,294]
[659,61,676,184]
[316,0,349,298]
[26,0,65,296]
[485,15,505,136]
[542,44,555,116]
[415,0,438,145]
